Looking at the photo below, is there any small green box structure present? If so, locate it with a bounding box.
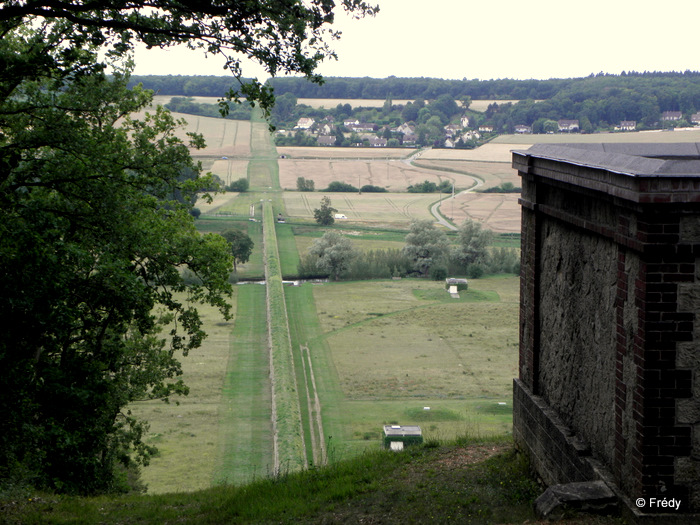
[445,278,468,291]
[383,425,423,450]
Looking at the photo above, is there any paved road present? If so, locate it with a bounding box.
[403,147,484,230]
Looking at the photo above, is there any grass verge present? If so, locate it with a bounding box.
[4,437,623,524]
[263,202,306,473]
[213,283,273,486]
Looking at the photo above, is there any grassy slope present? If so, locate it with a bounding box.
[6,437,624,525]
[213,283,273,486]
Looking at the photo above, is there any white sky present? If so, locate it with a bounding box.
[132,0,700,81]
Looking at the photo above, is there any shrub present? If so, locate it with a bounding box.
[360,184,387,193]
[227,177,249,192]
[430,266,447,281]
[467,263,485,279]
[324,181,358,192]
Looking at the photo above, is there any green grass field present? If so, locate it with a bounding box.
[213,284,273,486]
[194,217,265,280]
[301,276,518,458]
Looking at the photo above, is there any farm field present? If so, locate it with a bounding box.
[494,127,700,145]
[174,111,253,158]
[419,143,517,162]
[277,146,412,159]
[437,193,521,233]
[284,191,439,227]
[297,98,414,108]
[279,156,458,192]
[129,104,526,494]
[151,95,519,113]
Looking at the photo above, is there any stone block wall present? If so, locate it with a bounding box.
[512,143,700,519]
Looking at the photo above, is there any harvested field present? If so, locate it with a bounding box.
[208,158,249,185]
[413,159,519,190]
[177,112,252,157]
[494,127,700,145]
[277,146,412,159]
[438,193,521,233]
[467,99,526,112]
[279,157,460,192]
[284,192,438,226]
[419,143,517,162]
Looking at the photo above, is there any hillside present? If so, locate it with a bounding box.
[2,438,623,524]
[133,72,700,147]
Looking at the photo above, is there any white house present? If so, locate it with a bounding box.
[557,119,579,132]
[294,117,315,130]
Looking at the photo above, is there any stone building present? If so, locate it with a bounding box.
[512,143,700,522]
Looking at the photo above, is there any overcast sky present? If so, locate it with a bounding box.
[132,0,700,81]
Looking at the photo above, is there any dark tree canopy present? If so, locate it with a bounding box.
[313,196,337,225]
[0,0,375,495]
[221,229,255,272]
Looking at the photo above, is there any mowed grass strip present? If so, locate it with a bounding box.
[128,294,236,494]
[275,222,301,277]
[285,284,351,463]
[213,283,273,486]
[285,285,324,467]
[263,202,306,472]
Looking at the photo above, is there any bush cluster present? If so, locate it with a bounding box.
[297,245,520,281]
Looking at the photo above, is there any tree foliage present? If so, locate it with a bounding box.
[1,0,378,117]
[0,0,376,495]
[313,196,337,225]
[221,229,254,272]
[227,177,250,192]
[0,67,234,494]
[307,231,357,281]
[452,219,494,268]
[324,181,359,192]
[296,177,315,192]
[402,220,450,277]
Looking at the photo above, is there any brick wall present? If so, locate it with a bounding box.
[512,143,700,519]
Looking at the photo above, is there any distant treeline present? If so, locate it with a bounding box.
[129,71,700,105]
[129,72,700,134]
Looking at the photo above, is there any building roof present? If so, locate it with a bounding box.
[383,425,422,437]
[512,143,700,203]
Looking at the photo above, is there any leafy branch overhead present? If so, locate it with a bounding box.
[0,0,378,116]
